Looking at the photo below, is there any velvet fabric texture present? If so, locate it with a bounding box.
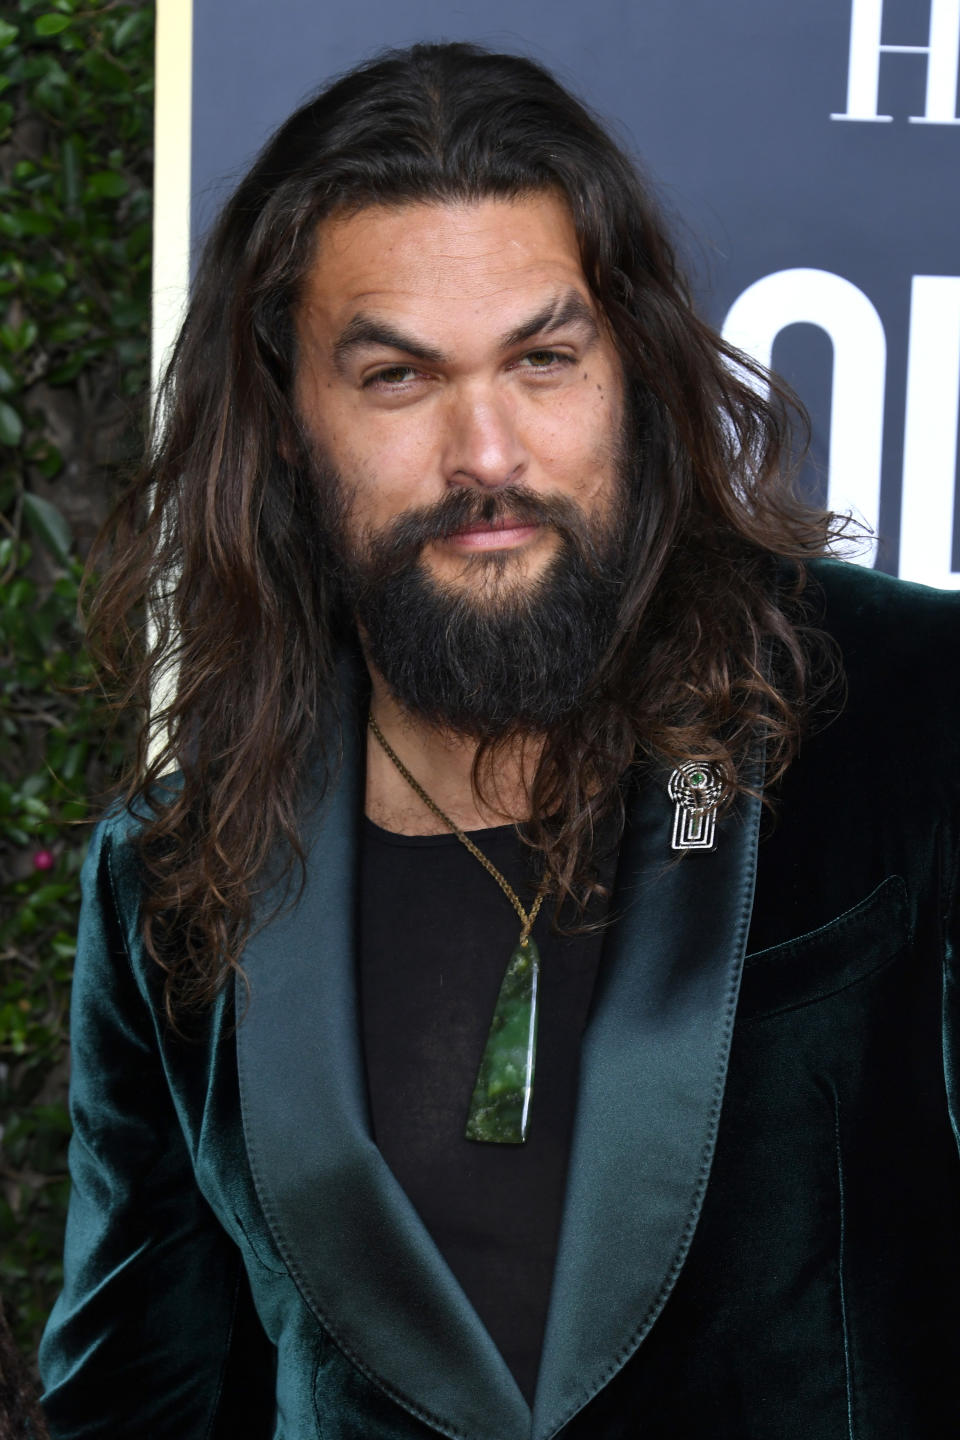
[39,560,960,1439]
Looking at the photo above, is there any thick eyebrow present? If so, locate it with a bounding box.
[332,316,448,372]
[499,289,600,349]
[332,288,599,374]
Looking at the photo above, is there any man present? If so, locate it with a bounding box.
[39,41,960,1440]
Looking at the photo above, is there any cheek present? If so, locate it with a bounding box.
[540,380,622,500]
[334,430,439,532]
[301,374,436,497]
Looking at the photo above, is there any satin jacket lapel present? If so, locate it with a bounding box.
[532,772,763,1440]
[236,706,530,1440]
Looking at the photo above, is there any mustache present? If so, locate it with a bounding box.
[359,485,607,576]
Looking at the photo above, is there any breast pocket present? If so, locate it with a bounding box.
[738,875,910,1022]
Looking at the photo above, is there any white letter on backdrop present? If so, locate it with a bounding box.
[722,268,885,566]
[899,276,960,588]
[832,0,960,124]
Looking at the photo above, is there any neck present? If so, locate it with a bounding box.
[364,667,542,835]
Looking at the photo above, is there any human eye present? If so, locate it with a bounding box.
[363,364,421,389]
[516,348,576,373]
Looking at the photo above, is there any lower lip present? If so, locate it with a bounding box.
[443,524,541,552]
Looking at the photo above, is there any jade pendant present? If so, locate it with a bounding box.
[464,936,540,1145]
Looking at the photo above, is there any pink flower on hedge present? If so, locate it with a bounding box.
[32,849,55,871]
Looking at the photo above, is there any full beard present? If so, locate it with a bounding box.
[311,456,632,739]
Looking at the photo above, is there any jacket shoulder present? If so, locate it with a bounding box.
[802,558,960,788]
[806,558,960,689]
[80,777,182,982]
[807,557,960,645]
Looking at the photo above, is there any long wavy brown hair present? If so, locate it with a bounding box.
[88,42,846,1015]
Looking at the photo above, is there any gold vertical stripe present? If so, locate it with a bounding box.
[151,0,193,399]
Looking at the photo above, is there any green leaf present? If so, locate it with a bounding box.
[83,49,127,91]
[10,207,55,236]
[0,20,19,48]
[44,356,87,385]
[34,443,63,478]
[84,169,128,200]
[21,492,71,564]
[34,15,72,37]
[46,318,88,345]
[6,575,34,608]
[0,362,17,394]
[60,134,82,210]
[124,221,151,262]
[33,71,66,114]
[112,11,149,52]
[28,55,68,87]
[29,883,73,907]
[0,401,23,445]
[29,270,67,296]
[0,320,38,353]
[110,296,145,329]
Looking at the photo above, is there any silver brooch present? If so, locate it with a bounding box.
[667,762,727,851]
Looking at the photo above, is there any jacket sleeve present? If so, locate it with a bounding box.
[38,815,274,1439]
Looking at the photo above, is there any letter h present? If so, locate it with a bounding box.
[832,0,960,123]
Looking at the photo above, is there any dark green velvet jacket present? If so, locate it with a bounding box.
[39,560,960,1439]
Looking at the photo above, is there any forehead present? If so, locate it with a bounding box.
[297,193,593,338]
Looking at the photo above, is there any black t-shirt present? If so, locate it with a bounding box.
[358,819,609,1403]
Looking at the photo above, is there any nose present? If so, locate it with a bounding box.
[441,385,528,490]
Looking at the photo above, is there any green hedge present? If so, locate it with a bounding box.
[0,0,153,1361]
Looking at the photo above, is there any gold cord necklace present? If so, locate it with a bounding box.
[368,713,546,1145]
